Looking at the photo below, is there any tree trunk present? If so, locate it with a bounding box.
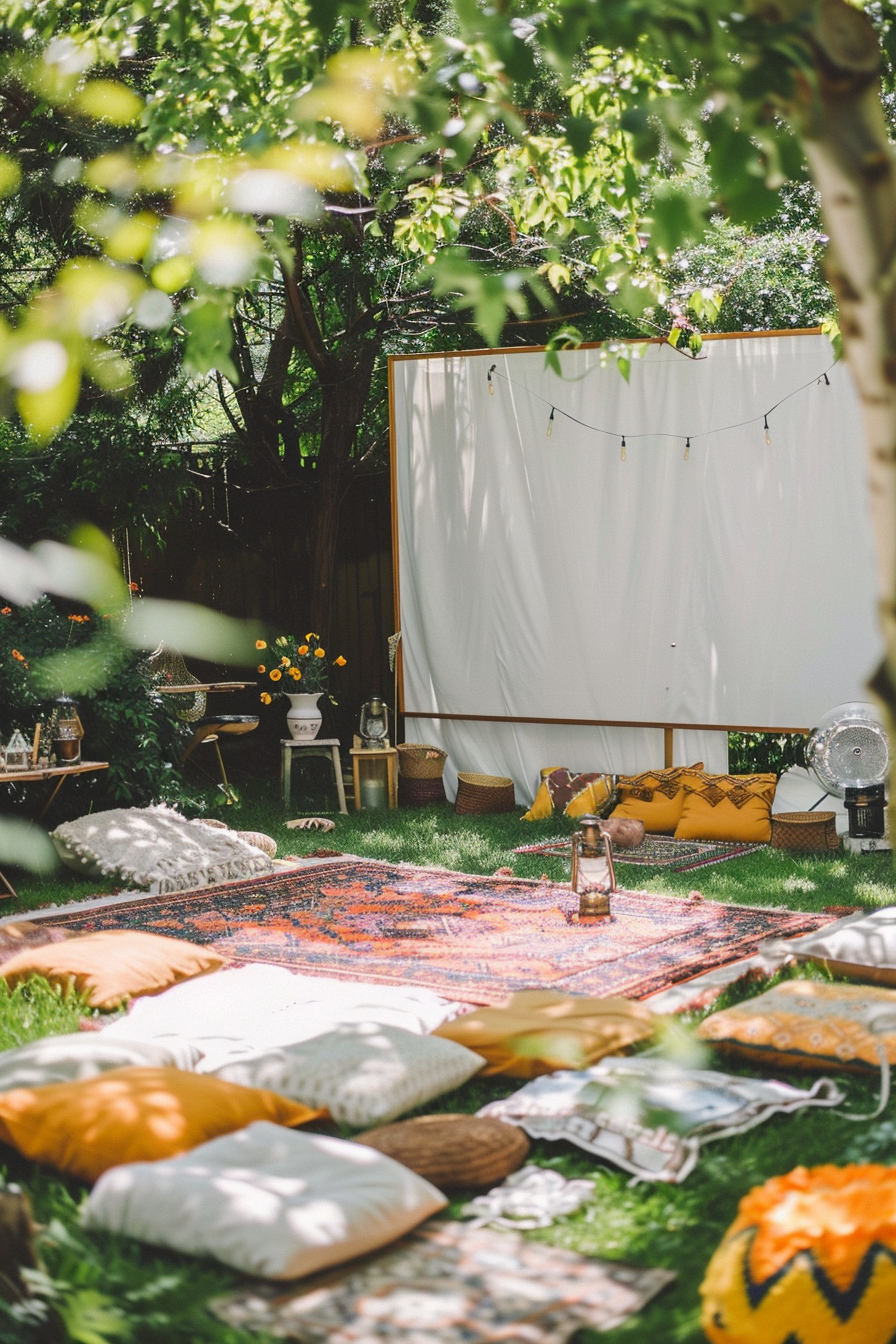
[783,0,896,816]
[306,350,380,638]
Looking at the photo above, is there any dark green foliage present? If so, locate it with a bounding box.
[0,599,192,809]
[727,731,806,776]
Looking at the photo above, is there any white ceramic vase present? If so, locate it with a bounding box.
[285,692,323,741]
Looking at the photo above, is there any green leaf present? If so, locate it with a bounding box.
[561,114,595,159]
[180,297,239,381]
[650,188,707,257]
[58,1289,131,1344]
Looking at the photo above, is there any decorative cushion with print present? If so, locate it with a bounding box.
[675,772,776,843]
[610,764,703,834]
[522,770,613,822]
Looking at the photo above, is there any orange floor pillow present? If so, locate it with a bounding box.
[434,989,655,1077]
[610,764,703,834]
[0,1066,322,1183]
[0,929,227,1009]
[675,772,776,843]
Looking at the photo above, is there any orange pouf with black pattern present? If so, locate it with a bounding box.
[701,1165,896,1344]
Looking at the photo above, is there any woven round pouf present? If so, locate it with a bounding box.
[455,772,516,816]
[398,775,447,807]
[353,1114,530,1191]
[771,811,839,854]
[701,1164,896,1343]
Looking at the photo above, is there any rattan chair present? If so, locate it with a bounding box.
[144,645,259,795]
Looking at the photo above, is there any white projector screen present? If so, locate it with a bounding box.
[390,331,881,802]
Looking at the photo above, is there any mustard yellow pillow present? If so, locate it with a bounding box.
[0,1066,322,1183]
[610,764,702,834]
[696,980,896,1073]
[522,769,612,822]
[0,930,226,1010]
[674,772,776,843]
[434,989,655,1078]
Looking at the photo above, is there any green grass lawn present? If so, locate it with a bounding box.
[3,781,896,1343]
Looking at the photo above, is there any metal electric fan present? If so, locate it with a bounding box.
[805,702,890,838]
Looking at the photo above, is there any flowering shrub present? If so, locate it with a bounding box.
[255,632,346,705]
[0,598,189,807]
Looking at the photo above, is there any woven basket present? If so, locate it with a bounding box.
[397,743,448,779]
[771,810,839,854]
[353,1114,530,1191]
[455,772,516,816]
[398,775,447,808]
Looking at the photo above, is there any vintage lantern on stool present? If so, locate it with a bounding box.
[359,694,390,749]
[571,815,616,919]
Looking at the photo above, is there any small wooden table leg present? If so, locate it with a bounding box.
[0,868,17,900]
[37,773,68,822]
[282,742,291,807]
[352,755,362,812]
[331,745,348,815]
[387,752,398,808]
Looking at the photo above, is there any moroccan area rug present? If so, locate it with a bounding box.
[36,859,832,1005]
[514,834,765,872]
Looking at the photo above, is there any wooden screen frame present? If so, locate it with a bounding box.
[388,328,824,765]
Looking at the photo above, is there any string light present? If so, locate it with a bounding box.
[484,357,835,457]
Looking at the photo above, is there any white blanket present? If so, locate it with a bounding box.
[100,963,455,1073]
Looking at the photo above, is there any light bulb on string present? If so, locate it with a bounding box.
[684,437,691,462]
[819,372,830,386]
[620,435,626,462]
[547,407,554,438]
[763,414,771,445]
[487,363,496,395]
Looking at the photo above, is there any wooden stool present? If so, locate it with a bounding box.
[281,738,348,814]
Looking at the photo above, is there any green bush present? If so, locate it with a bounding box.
[0,599,193,808]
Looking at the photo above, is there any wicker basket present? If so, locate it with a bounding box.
[398,775,447,807]
[455,772,516,816]
[397,743,448,779]
[771,810,840,854]
[353,1114,530,1191]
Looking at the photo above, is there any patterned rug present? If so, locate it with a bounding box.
[39,860,831,1004]
[514,834,765,872]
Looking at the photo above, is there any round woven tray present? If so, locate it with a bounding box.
[398,775,447,807]
[771,810,839,853]
[455,772,516,816]
[397,743,448,780]
[353,1114,530,1191]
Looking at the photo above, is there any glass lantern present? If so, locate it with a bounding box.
[359,695,390,750]
[4,729,31,772]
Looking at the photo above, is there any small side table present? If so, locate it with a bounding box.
[351,747,398,810]
[281,738,348,814]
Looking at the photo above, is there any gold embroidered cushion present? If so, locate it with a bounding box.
[522,770,613,822]
[610,764,703,834]
[696,980,896,1072]
[675,772,776,843]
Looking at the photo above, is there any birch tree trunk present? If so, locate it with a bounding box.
[782,0,896,809]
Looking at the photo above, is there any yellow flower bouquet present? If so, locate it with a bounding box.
[255,633,346,705]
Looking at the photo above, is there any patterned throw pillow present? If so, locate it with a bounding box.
[696,979,896,1072]
[211,1022,484,1127]
[610,764,703,834]
[675,772,776,843]
[522,769,613,822]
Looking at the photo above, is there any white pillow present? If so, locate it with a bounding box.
[0,1033,200,1092]
[82,1121,447,1279]
[212,1022,484,1126]
[51,805,273,893]
[784,907,896,987]
[101,963,454,1073]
